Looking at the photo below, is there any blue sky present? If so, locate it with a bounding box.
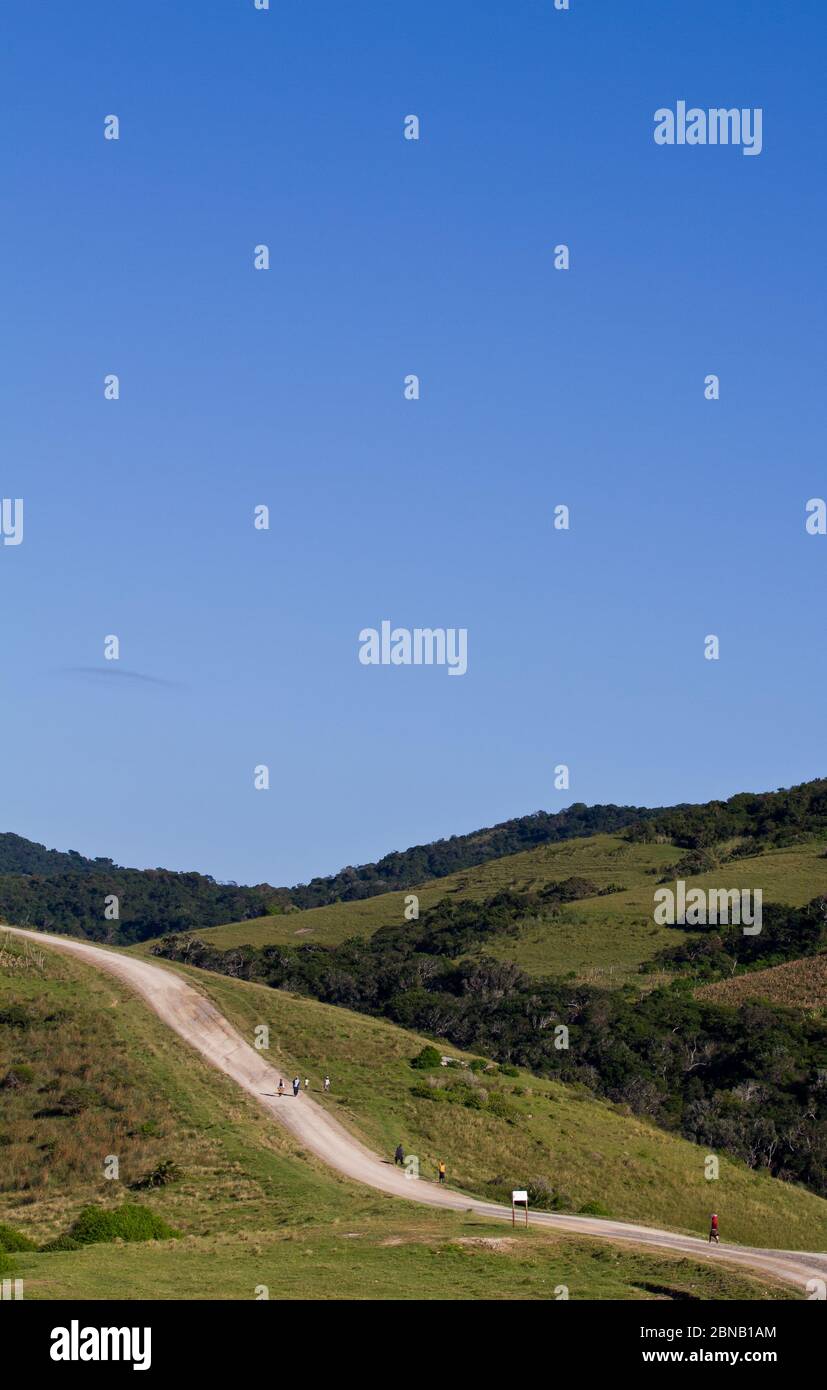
[2,1,825,886]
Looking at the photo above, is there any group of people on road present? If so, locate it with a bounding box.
[269,1089,721,1244]
[394,1144,446,1184]
[276,1075,332,1097]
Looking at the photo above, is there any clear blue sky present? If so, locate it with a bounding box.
[2,1,825,886]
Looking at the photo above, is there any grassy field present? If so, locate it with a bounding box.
[147,955,827,1252]
[697,953,827,1012]
[14,1221,794,1302]
[166,835,827,987]
[2,933,797,1301]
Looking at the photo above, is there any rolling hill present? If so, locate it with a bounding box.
[168,955,827,1253]
[3,777,827,1301]
[5,776,827,947]
[186,834,827,987]
[0,929,800,1301]
[0,802,653,944]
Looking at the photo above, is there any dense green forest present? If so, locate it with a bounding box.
[2,777,826,943]
[0,868,281,944]
[0,833,118,876]
[151,886,827,1198]
[628,779,827,850]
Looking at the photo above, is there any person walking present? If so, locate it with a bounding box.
[292,1076,301,1097]
[277,1078,285,1098]
[438,1160,446,1185]
[304,1077,310,1091]
[394,1143,405,1167]
[323,1076,330,1092]
[709,1213,719,1244]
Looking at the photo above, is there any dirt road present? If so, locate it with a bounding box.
[7,926,827,1295]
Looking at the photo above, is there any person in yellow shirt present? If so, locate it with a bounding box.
[438,1160,446,1185]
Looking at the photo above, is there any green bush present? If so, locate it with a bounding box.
[469,1059,487,1073]
[57,1084,99,1117]
[40,1234,83,1253]
[410,1081,444,1101]
[487,1091,516,1120]
[463,1090,485,1110]
[410,1045,442,1071]
[67,1204,178,1247]
[498,1063,519,1077]
[0,1251,14,1276]
[521,1178,573,1212]
[578,1200,610,1217]
[0,1222,37,1252]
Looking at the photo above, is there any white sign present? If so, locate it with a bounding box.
[512,1190,528,1204]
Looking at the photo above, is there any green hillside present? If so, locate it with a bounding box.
[185,835,827,986]
[7,778,827,947]
[0,802,650,945]
[0,932,794,1301]
[132,952,827,1254]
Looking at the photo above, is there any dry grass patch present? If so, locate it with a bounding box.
[697,953,827,1011]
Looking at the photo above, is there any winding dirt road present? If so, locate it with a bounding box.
[7,925,827,1296]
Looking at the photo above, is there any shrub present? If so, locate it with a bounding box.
[578,1200,610,1217]
[40,1234,83,1253]
[469,1059,487,1073]
[0,1004,29,1029]
[1,1064,34,1089]
[463,1090,485,1110]
[487,1091,516,1120]
[67,1204,178,1246]
[410,1045,442,1071]
[523,1178,574,1212]
[131,1160,183,1190]
[56,1084,99,1117]
[0,1251,14,1277]
[410,1081,444,1101]
[0,1223,37,1252]
[498,1063,519,1077]
[444,1073,474,1093]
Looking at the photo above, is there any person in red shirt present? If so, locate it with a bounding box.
[709,1213,719,1244]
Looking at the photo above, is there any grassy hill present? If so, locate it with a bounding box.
[5,779,827,1299]
[0,803,650,945]
[7,778,827,947]
[123,951,827,1254]
[184,835,827,987]
[2,931,798,1301]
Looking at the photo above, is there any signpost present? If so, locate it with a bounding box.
[512,1189,528,1227]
